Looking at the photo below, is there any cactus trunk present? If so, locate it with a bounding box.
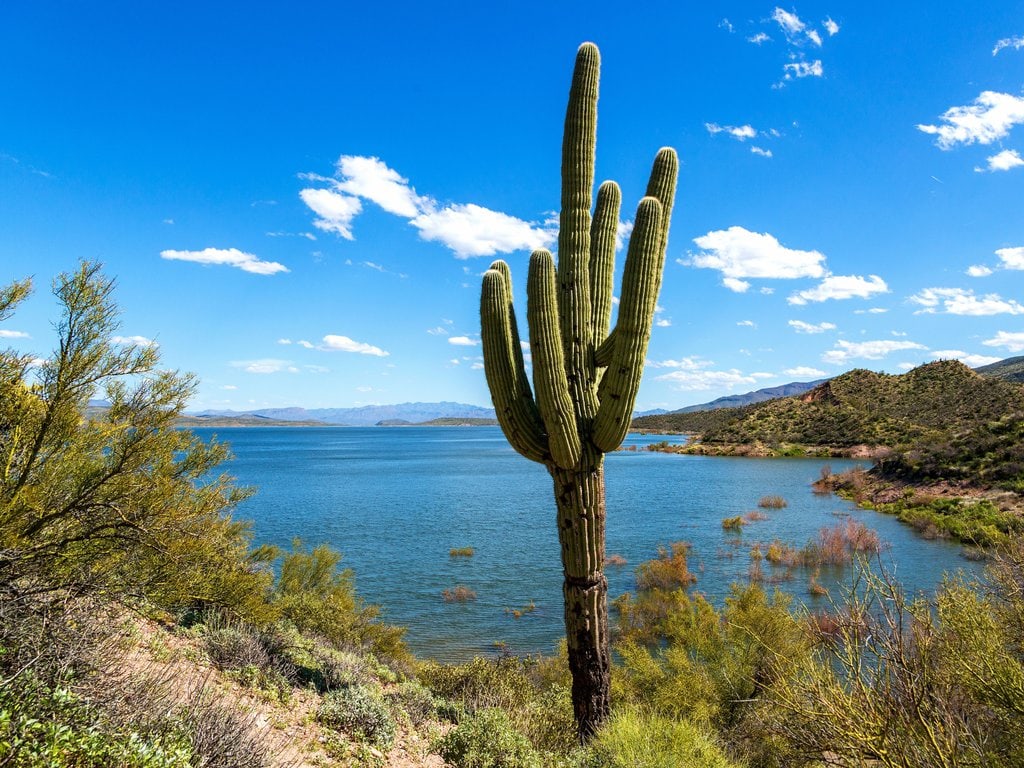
[553,457,610,738]
[479,42,677,741]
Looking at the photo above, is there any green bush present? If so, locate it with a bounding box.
[579,707,739,768]
[437,708,541,768]
[385,680,437,726]
[317,685,395,750]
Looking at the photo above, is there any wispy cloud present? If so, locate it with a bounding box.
[705,122,758,140]
[300,155,555,259]
[160,247,288,275]
[909,287,1024,315]
[993,36,1024,55]
[320,334,389,356]
[750,146,773,158]
[782,60,824,80]
[748,32,771,44]
[823,18,840,36]
[788,319,837,334]
[111,335,157,347]
[788,274,888,305]
[687,226,826,290]
[822,339,927,365]
[784,365,827,377]
[448,336,479,347]
[984,331,1024,353]
[918,92,1024,150]
[0,329,30,339]
[231,359,297,374]
[651,356,760,391]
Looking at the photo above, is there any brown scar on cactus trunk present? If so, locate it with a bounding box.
[479,42,677,741]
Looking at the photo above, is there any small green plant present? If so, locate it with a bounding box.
[437,708,542,768]
[721,516,745,531]
[450,547,476,557]
[316,685,395,750]
[579,706,740,768]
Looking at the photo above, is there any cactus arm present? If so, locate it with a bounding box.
[480,268,549,462]
[643,147,678,309]
[592,197,663,452]
[589,180,621,351]
[557,42,600,424]
[593,328,616,368]
[527,250,582,469]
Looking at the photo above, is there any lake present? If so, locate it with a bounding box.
[196,426,979,661]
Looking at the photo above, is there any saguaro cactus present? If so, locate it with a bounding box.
[480,42,677,740]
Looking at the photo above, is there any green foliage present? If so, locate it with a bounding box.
[0,675,191,768]
[0,263,273,621]
[273,540,408,662]
[437,708,542,768]
[317,684,396,750]
[579,707,739,768]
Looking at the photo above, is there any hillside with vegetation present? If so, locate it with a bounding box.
[635,360,1024,452]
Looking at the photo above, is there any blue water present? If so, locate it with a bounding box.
[197,426,979,661]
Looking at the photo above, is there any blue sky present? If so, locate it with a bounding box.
[2,2,1024,412]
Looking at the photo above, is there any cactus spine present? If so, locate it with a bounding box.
[480,42,677,740]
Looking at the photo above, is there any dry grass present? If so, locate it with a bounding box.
[449,547,475,558]
[721,515,745,531]
[758,495,789,509]
[606,553,628,566]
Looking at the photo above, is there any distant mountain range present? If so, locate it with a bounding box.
[667,379,828,414]
[191,401,497,427]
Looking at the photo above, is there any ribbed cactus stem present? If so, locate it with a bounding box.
[593,197,664,452]
[589,180,621,351]
[528,250,581,469]
[480,268,548,462]
[558,42,600,426]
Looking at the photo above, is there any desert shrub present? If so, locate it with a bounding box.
[418,656,534,715]
[579,707,739,768]
[273,541,408,663]
[606,553,627,566]
[385,679,437,726]
[721,516,744,531]
[450,547,475,557]
[437,708,541,768]
[635,542,698,592]
[317,685,395,750]
[758,495,788,509]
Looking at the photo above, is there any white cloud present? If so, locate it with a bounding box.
[789,274,888,305]
[332,155,421,217]
[655,365,759,391]
[737,320,757,328]
[410,203,555,259]
[772,8,806,37]
[160,247,288,275]
[705,123,757,140]
[427,326,449,336]
[448,336,479,347]
[918,92,1024,150]
[748,32,771,44]
[997,247,1024,269]
[277,338,292,345]
[824,17,840,35]
[909,287,1024,316]
[993,36,1024,55]
[751,372,775,379]
[980,149,1024,172]
[690,226,826,283]
[788,320,837,334]
[0,329,30,339]
[231,359,296,374]
[854,307,889,314]
[751,146,773,158]
[220,385,237,390]
[783,60,824,79]
[723,277,752,292]
[301,155,555,258]
[615,220,634,253]
[655,318,672,327]
[471,362,484,370]
[928,349,1002,367]
[983,331,1024,352]
[967,264,994,277]
[299,189,362,239]
[822,340,927,365]
[807,29,822,47]
[111,335,157,347]
[897,362,916,371]
[321,335,389,356]
[784,365,827,377]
